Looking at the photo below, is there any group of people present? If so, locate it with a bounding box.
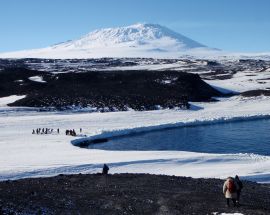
[65,128,82,136]
[66,129,76,136]
[223,175,243,207]
[32,128,59,135]
[32,128,83,136]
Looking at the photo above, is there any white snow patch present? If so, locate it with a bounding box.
[0,95,26,107]
[221,213,244,215]
[28,76,46,83]
[14,80,24,83]
[161,79,172,84]
[206,68,270,93]
[212,213,244,215]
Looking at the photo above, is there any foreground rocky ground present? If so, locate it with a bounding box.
[0,174,269,215]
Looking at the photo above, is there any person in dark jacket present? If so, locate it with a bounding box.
[72,129,76,136]
[102,164,109,175]
[235,175,243,205]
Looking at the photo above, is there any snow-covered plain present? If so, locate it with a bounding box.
[0,94,270,183]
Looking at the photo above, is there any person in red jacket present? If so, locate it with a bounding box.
[223,176,239,207]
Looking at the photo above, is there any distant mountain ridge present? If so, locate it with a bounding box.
[0,23,218,59]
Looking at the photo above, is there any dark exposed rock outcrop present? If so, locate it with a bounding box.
[0,68,222,111]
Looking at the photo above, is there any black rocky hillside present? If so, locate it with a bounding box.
[0,67,222,111]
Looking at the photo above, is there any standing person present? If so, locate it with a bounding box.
[57,128,60,134]
[80,128,82,133]
[72,129,76,136]
[235,175,243,205]
[102,164,109,175]
[223,177,238,207]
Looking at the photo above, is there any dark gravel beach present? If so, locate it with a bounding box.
[0,174,269,215]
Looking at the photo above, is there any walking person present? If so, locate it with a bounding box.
[223,176,239,207]
[235,175,243,206]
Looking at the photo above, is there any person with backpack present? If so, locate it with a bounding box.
[235,175,243,205]
[223,176,239,207]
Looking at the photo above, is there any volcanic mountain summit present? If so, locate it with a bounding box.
[0,23,217,59]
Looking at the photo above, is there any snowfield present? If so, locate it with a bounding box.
[0,95,270,183]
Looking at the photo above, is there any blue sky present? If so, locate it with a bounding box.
[0,0,269,52]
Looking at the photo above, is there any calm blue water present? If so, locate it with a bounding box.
[88,118,270,156]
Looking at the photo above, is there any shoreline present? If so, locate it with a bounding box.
[72,113,270,147]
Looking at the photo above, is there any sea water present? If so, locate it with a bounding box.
[88,118,270,156]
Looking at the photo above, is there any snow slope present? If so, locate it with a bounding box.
[0,95,270,183]
[0,23,218,59]
[0,95,26,107]
[205,69,270,93]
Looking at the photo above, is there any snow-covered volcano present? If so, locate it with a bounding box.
[0,23,217,59]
